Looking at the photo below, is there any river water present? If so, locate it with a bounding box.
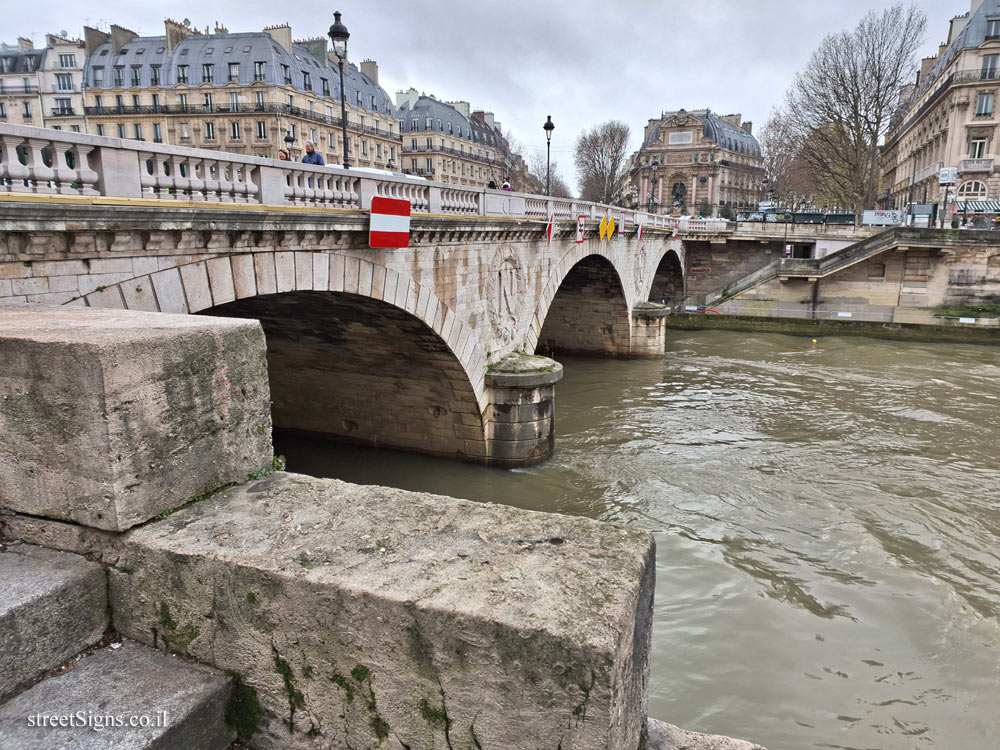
[275,330,1000,750]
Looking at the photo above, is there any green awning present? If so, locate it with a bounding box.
[957,200,1000,212]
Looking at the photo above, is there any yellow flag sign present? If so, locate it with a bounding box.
[599,215,616,241]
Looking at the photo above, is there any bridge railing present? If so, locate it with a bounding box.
[0,122,726,233]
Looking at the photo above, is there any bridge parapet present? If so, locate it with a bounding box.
[1,123,717,233]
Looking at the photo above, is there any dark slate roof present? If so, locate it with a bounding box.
[82,31,394,117]
[397,96,473,141]
[468,115,500,149]
[920,2,1000,91]
[0,48,46,76]
[642,109,761,158]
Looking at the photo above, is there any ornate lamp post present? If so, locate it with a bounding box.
[543,115,554,195]
[328,11,351,169]
[284,131,295,159]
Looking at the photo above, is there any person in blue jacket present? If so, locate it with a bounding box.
[302,141,325,166]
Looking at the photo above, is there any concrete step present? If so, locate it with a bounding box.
[0,542,108,699]
[0,640,233,750]
[647,718,767,749]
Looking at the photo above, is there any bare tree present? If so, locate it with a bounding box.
[782,3,926,215]
[524,151,573,198]
[759,109,823,209]
[574,120,631,204]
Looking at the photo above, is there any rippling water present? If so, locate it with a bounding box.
[276,331,1000,750]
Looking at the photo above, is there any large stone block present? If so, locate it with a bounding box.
[0,543,108,699]
[109,472,655,750]
[0,308,272,531]
[0,640,233,749]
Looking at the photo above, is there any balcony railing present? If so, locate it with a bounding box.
[960,158,994,172]
[83,102,401,141]
[402,143,506,168]
[0,84,39,95]
[50,108,76,117]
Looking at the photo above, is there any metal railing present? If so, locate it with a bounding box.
[49,108,76,117]
[0,122,726,233]
[696,304,1000,327]
[83,102,402,141]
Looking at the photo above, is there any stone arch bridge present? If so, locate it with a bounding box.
[0,124,718,466]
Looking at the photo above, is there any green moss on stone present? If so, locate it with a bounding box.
[330,673,354,702]
[225,674,263,739]
[351,664,370,683]
[246,592,256,603]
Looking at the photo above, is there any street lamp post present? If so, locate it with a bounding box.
[284,132,295,160]
[647,159,658,213]
[328,11,351,170]
[543,115,554,195]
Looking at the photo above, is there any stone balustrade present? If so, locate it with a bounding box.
[0,122,707,232]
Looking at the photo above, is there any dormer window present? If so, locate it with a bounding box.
[988,18,1000,41]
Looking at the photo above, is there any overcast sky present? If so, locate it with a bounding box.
[7,0,961,188]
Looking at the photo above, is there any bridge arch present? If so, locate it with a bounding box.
[647,248,685,306]
[70,251,490,461]
[530,248,631,357]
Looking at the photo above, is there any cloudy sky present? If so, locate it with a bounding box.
[7,0,960,188]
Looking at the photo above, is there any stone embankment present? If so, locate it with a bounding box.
[0,307,765,749]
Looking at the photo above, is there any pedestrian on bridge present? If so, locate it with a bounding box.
[277,149,289,161]
[302,142,325,166]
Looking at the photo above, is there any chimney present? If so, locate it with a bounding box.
[742,121,753,134]
[213,21,229,34]
[482,111,495,129]
[395,87,419,110]
[938,42,947,58]
[264,23,293,54]
[298,37,328,61]
[84,26,110,56]
[109,24,137,55]
[449,100,470,118]
[919,54,937,83]
[17,37,32,52]
[164,19,191,52]
[360,59,379,85]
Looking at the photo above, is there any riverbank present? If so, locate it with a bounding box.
[668,313,1000,344]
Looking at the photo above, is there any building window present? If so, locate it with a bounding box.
[132,94,140,108]
[983,54,999,80]
[426,137,432,148]
[287,94,293,108]
[230,121,240,140]
[177,65,188,84]
[152,93,160,109]
[202,64,214,83]
[230,92,239,111]
[255,91,265,108]
[988,19,1000,40]
[426,157,432,170]
[376,143,382,158]
[977,92,995,116]
[310,128,317,143]
[59,53,76,68]
[150,66,160,86]
[970,139,987,159]
[204,93,214,111]
[22,101,30,118]
[411,118,417,131]
[55,97,71,114]
[329,133,335,148]
[96,124,105,136]
[113,66,124,86]
[281,64,291,84]
[361,140,367,155]
[93,67,104,86]
[256,121,267,139]
[411,138,417,149]
[180,123,190,140]
[228,62,240,82]
[56,73,73,91]
[205,121,216,140]
[178,93,189,110]
[958,180,987,198]
[130,67,140,86]
[115,94,123,110]
[117,123,126,138]
[153,123,162,143]
[302,71,311,90]
[254,61,266,81]
[133,123,142,140]
[321,78,329,96]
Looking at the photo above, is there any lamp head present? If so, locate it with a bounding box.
[543,115,554,142]
[328,11,350,60]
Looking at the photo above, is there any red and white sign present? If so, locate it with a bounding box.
[618,212,626,240]
[369,197,411,248]
[576,215,586,243]
[546,213,554,245]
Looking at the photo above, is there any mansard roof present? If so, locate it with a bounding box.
[397,95,474,140]
[0,48,45,76]
[82,31,395,117]
[643,109,761,158]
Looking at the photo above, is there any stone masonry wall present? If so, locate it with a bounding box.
[683,239,780,304]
